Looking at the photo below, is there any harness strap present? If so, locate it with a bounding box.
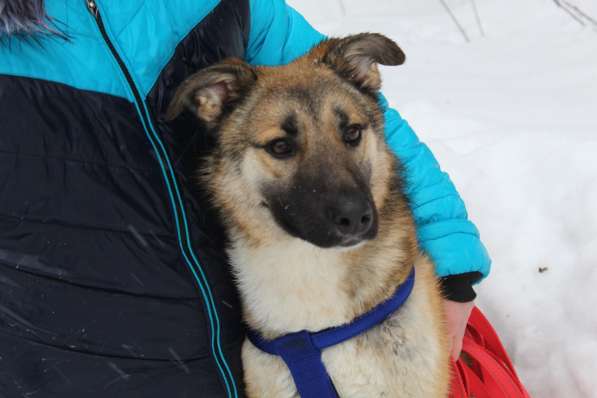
[247,268,415,398]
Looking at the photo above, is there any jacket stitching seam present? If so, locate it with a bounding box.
[0,259,199,301]
[0,328,214,362]
[0,149,159,174]
[0,214,172,239]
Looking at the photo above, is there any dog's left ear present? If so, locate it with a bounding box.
[318,33,405,92]
[165,58,257,125]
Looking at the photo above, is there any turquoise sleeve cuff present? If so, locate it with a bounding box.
[421,231,491,279]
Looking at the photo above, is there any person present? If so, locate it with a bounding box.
[0,0,490,397]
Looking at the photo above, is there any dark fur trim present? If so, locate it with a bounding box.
[0,0,54,36]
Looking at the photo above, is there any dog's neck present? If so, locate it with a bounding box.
[228,206,416,340]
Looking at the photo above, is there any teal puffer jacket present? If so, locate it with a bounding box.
[1,0,491,281]
[0,0,490,397]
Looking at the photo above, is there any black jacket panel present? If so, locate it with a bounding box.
[0,0,250,396]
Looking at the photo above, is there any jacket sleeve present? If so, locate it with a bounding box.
[379,95,491,281]
[245,0,492,285]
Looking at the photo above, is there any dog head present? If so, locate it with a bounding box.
[167,33,405,249]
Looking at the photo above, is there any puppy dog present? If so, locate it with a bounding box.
[167,33,450,397]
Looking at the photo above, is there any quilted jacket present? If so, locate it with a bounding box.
[0,1,490,396]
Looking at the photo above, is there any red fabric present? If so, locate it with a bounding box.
[450,307,531,398]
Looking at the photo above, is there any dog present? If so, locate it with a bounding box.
[167,33,450,397]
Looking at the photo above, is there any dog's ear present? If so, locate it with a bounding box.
[165,59,257,124]
[318,33,405,92]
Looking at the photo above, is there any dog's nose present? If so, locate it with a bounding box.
[329,194,375,239]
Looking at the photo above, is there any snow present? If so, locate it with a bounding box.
[287,0,597,396]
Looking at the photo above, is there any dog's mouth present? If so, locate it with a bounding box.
[338,235,369,248]
[262,197,379,249]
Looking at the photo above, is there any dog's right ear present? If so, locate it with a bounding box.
[165,59,257,125]
[314,33,405,93]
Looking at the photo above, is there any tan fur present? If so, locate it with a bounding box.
[171,34,449,397]
[195,90,224,122]
[230,167,450,396]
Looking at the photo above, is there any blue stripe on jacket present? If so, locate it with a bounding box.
[0,0,220,100]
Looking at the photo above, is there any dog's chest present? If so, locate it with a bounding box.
[231,240,360,333]
[321,289,443,397]
[242,275,444,398]
[233,242,447,397]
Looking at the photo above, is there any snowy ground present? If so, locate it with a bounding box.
[287,0,597,396]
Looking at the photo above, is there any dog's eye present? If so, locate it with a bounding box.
[266,138,296,159]
[343,124,363,146]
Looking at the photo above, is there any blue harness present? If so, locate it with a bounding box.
[247,268,415,398]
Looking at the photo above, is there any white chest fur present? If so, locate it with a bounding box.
[230,238,358,336]
[230,239,448,398]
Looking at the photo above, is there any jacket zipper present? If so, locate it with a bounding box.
[85,0,157,132]
[84,1,237,397]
